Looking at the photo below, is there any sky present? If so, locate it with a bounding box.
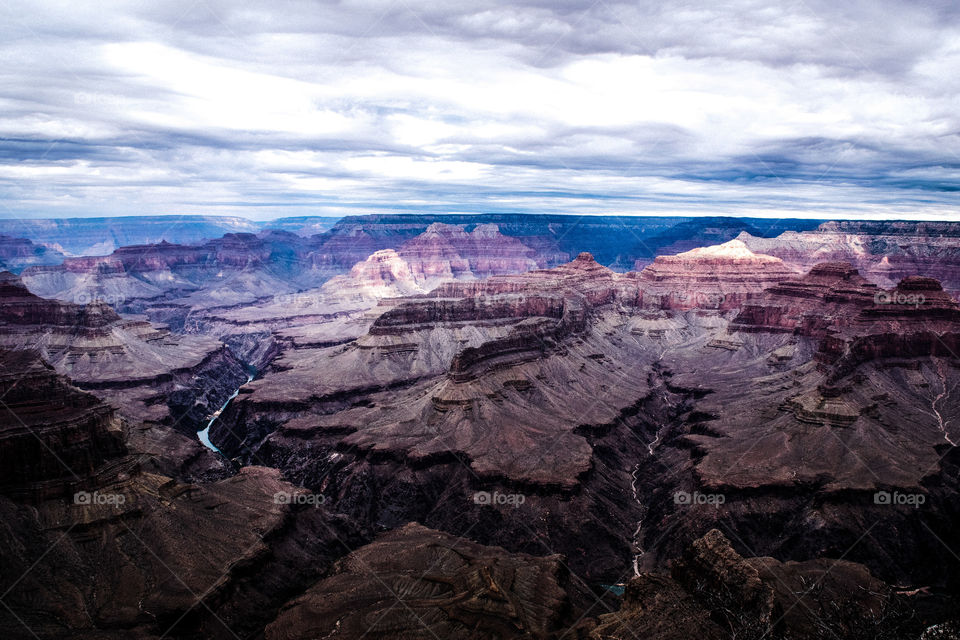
[0,0,959,220]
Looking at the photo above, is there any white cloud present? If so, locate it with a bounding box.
[0,0,957,219]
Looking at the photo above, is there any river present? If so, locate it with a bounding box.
[197,371,255,453]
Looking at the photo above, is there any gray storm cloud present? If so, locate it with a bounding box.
[0,0,958,219]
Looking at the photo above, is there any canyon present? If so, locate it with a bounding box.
[1,214,959,639]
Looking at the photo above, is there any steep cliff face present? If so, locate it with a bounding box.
[730,262,880,336]
[304,223,542,301]
[0,269,123,328]
[0,271,248,480]
[0,271,234,384]
[635,240,799,310]
[0,461,363,640]
[2,345,945,639]
[0,235,64,273]
[738,221,960,296]
[204,245,959,592]
[0,306,362,640]
[730,263,960,372]
[823,275,960,377]
[209,247,960,591]
[395,222,540,287]
[215,253,643,487]
[6,217,960,638]
[592,529,918,640]
[614,263,960,590]
[185,225,555,366]
[209,254,693,582]
[0,349,125,501]
[323,213,821,270]
[203,246,959,594]
[329,248,423,298]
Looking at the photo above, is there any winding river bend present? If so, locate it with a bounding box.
[198,371,255,453]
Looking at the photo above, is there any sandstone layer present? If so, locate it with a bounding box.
[635,239,799,310]
[739,221,960,296]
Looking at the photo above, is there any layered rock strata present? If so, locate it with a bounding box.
[738,221,960,296]
[209,253,738,583]
[0,271,248,478]
[626,263,960,590]
[635,239,799,310]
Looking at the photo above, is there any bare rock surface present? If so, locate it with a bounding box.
[0,349,126,500]
[266,522,590,640]
[636,239,799,310]
[209,253,741,583]
[593,529,912,640]
[214,253,652,487]
[0,463,361,640]
[0,271,248,479]
[739,221,960,296]
[627,262,960,590]
[0,347,362,639]
[186,223,550,367]
[0,235,64,272]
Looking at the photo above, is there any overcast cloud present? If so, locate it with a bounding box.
[0,0,958,219]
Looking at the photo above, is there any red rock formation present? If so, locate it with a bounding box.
[635,240,799,311]
[0,270,122,329]
[19,231,336,319]
[210,252,661,584]
[396,222,539,286]
[731,263,960,373]
[190,228,546,366]
[824,275,960,378]
[738,221,960,296]
[319,248,424,301]
[730,262,880,336]
[0,458,362,639]
[0,235,64,273]
[217,253,644,488]
[0,271,241,387]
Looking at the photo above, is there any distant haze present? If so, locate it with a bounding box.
[1,1,959,220]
